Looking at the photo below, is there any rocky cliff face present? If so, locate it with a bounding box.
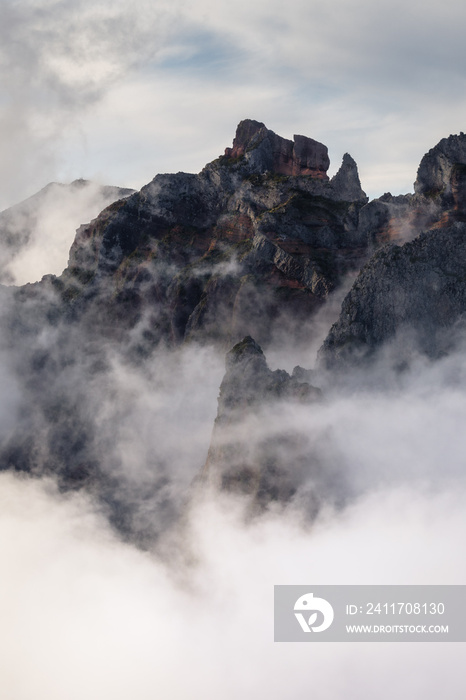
[414,133,466,200]
[0,119,369,540]
[224,119,330,178]
[5,121,466,537]
[319,132,466,370]
[203,336,324,505]
[204,129,466,510]
[48,119,368,353]
[319,222,466,369]
[359,133,466,250]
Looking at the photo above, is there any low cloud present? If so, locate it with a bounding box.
[0,180,134,285]
[1,245,466,695]
[0,470,464,699]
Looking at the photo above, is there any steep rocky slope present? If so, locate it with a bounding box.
[204,130,466,508]
[319,222,466,368]
[319,133,466,369]
[46,119,369,352]
[0,120,371,540]
[203,336,322,503]
[4,122,466,538]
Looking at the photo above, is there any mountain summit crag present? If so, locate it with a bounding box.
[48,120,369,352]
[223,119,330,178]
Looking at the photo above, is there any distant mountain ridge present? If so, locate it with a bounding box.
[0,179,135,285]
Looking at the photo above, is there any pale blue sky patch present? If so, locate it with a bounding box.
[154,29,244,78]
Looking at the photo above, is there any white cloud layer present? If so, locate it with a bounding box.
[1,302,466,697]
[0,472,465,700]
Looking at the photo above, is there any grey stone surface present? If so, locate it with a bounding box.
[319,222,466,369]
[203,336,322,503]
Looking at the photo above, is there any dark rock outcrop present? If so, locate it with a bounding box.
[224,119,330,178]
[203,336,322,503]
[358,133,466,252]
[319,222,466,369]
[215,335,321,411]
[10,122,466,539]
[414,133,466,200]
[316,131,466,370]
[0,119,368,541]
[49,120,368,352]
[328,153,365,202]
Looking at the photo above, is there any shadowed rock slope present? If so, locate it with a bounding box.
[318,133,466,370]
[0,120,369,541]
[204,131,466,510]
[39,119,370,353]
[203,336,326,506]
[319,222,466,369]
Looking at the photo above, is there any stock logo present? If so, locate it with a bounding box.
[294,592,334,633]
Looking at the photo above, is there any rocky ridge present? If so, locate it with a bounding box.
[0,119,370,540]
[42,119,370,353]
[203,336,323,503]
[3,121,466,536]
[319,222,466,369]
[223,119,330,178]
[204,129,466,502]
[358,133,466,249]
[319,133,466,369]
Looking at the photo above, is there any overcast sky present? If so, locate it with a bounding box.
[2,0,466,210]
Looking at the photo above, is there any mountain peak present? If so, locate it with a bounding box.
[329,152,365,201]
[414,132,466,198]
[223,119,330,178]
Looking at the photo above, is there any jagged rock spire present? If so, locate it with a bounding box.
[224,118,330,178]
